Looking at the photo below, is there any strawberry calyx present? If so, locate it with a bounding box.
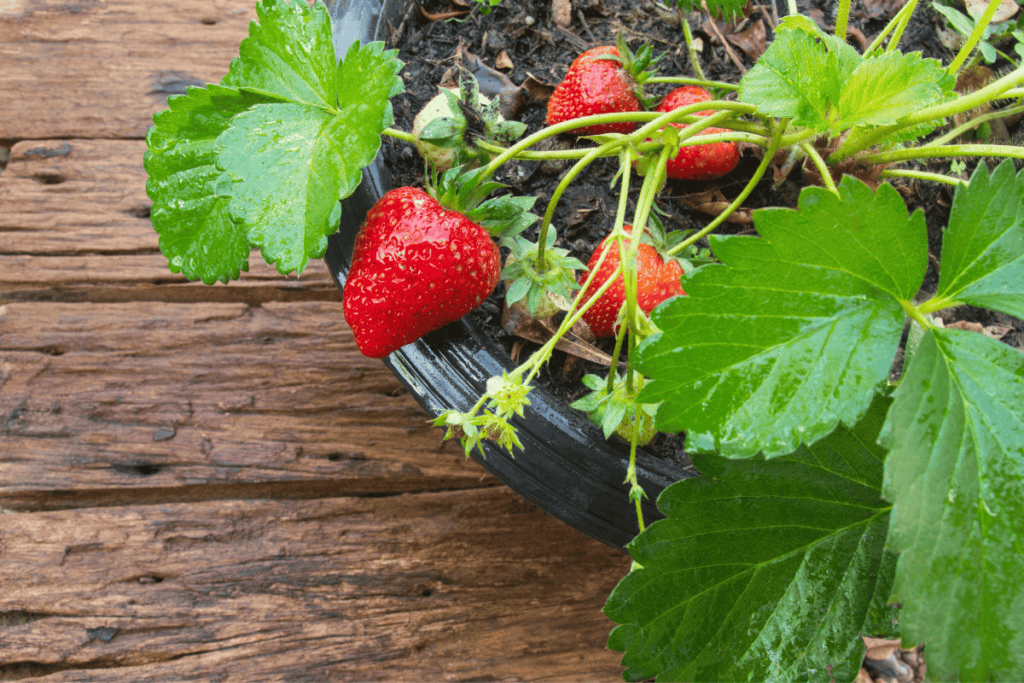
[501,230,587,318]
[569,372,659,446]
[428,165,539,241]
[593,37,662,109]
[415,68,527,168]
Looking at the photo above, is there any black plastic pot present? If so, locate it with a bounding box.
[323,0,693,549]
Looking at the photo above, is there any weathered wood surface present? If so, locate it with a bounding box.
[0,139,337,304]
[0,491,628,681]
[0,0,634,679]
[0,0,258,140]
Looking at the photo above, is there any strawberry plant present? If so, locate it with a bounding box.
[144,0,1024,679]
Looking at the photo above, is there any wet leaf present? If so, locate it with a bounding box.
[935,160,1024,319]
[635,178,927,458]
[218,39,403,275]
[879,327,1024,682]
[145,85,269,284]
[605,392,897,682]
[221,0,338,109]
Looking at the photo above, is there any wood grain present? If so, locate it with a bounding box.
[0,490,629,681]
[0,139,338,303]
[0,0,256,140]
[0,300,495,509]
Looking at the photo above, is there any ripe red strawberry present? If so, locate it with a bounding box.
[579,225,686,338]
[654,86,740,181]
[546,46,640,136]
[344,187,500,358]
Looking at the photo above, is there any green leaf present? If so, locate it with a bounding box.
[218,39,403,275]
[833,51,952,130]
[879,327,1024,682]
[217,104,342,274]
[635,178,927,458]
[221,0,338,110]
[738,21,834,130]
[144,84,271,284]
[658,0,745,20]
[605,392,897,682]
[934,160,1024,318]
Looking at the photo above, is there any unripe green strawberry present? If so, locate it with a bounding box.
[343,187,500,358]
[412,87,496,171]
[612,406,658,446]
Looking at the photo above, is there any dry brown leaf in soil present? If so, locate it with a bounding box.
[501,302,615,366]
[861,0,904,19]
[965,0,1018,21]
[946,320,1013,340]
[495,50,515,70]
[522,73,556,103]
[677,188,753,224]
[726,18,767,61]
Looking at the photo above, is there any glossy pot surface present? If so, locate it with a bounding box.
[322,0,693,549]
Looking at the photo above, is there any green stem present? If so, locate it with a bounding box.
[1004,88,1024,98]
[475,127,768,162]
[646,76,738,91]
[608,317,629,393]
[618,144,672,360]
[926,104,1024,147]
[787,0,798,16]
[666,118,790,258]
[901,300,933,330]
[834,0,852,44]
[877,169,967,187]
[830,62,1024,162]
[382,127,417,143]
[918,296,959,315]
[627,422,646,533]
[948,0,1002,75]
[680,13,707,82]
[886,0,918,53]
[799,140,838,195]
[864,0,917,55]
[860,143,1024,165]
[482,103,757,182]
[535,138,631,272]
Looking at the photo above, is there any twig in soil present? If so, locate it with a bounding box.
[576,9,596,43]
[753,0,777,29]
[702,4,749,74]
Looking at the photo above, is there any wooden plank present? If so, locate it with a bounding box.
[0,489,628,681]
[0,301,493,509]
[0,139,338,303]
[0,0,256,140]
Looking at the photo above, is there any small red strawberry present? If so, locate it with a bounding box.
[579,225,686,339]
[546,45,643,136]
[654,86,740,181]
[344,186,500,358]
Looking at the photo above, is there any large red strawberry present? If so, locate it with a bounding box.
[344,187,500,358]
[546,46,641,136]
[579,225,686,338]
[654,86,740,181]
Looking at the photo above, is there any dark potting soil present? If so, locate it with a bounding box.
[380,0,1024,472]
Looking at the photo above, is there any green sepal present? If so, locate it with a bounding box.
[417,116,465,147]
[501,235,585,317]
